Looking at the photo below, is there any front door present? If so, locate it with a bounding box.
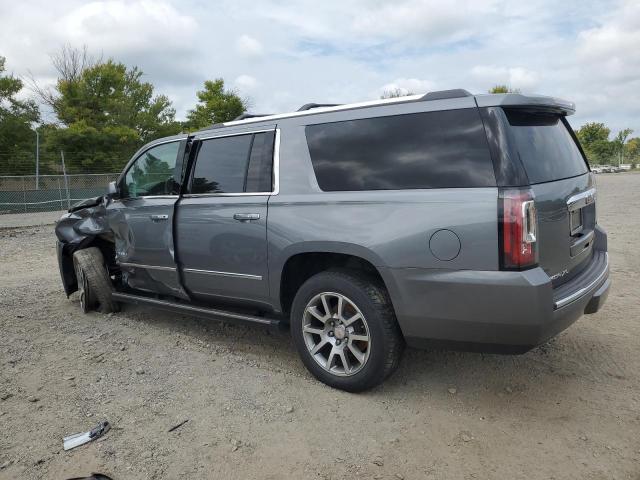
[110,138,187,298]
[176,128,276,308]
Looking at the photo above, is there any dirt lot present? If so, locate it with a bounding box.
[1,173,639,480]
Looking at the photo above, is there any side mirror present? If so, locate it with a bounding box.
[107,181,119,199]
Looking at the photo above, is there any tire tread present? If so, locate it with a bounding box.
[73,247,116,313]
[291,268,404,391]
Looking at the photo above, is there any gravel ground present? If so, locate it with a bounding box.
[0,173,639,480]
[0,210,66,229]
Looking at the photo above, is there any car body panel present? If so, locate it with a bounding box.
[108,196,186,298]
[175,195,271,307]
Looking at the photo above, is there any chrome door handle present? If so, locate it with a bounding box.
[234,213,260,222]
[150,214,169,221]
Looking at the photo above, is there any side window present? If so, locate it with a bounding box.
[190,131,275,194]
[123,142,180,198]
[246,131,275,192]
[305,109,496,191]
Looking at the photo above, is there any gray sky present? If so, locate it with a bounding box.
[1,0,638,135]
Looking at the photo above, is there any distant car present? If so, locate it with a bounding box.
[54,90,611,391]
[591,166,603,174]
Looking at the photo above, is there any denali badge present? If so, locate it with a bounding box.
[549,269,569,281]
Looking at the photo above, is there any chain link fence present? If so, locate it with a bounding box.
[0,173,118,228]
[0,151,126,226]
[0,173,118,214]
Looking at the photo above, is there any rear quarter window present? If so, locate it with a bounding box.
[305,109,496,191]
[504,109,589,184]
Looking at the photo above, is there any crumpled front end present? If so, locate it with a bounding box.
[55,198,114,296]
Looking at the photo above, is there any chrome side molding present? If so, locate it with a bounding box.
[118,262,176,272]
[182,268,262,281]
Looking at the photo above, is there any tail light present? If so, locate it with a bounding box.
[499,189,538,270]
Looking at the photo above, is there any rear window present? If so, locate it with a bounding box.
[504,109,588,184]
[305,109,496,191]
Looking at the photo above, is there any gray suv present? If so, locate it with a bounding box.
[55,89,611,391]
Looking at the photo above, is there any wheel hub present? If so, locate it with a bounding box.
[333,324,346,340]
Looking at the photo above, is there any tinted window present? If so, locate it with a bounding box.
[123,142,180,198]
[305,109,495,191]
[505,109,588,184]
[191,135,253,194]
[245,131,275,192]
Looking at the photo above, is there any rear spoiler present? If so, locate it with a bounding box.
[474,93,575,116]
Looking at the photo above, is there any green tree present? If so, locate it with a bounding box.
[613,128,633,166]
[0,56,40,174]
[625,137,640,166]
[575,122,616,165]
[185,79,247,130]
[576,122,610,145]
[34,48,181,172]
[489,85,520,94]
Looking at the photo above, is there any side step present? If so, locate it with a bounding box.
[112,292,282,328]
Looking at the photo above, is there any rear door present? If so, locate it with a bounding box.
[175,128,276,307]
[503,109,594,285]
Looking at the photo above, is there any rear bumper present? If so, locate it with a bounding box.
[381,248,610,353]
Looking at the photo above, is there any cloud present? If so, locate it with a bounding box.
[576,0,640,82]
[379,78,436,97]
[234,74,258,91]
[0,0,638,135]
[57,1,197,54]
[471,66,540,92]
[236,35,264,57]
[352,0,499,42]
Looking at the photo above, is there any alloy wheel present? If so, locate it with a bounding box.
[302,292,371,376]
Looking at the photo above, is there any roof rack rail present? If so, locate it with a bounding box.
[233,113,273,121]
[297,103,342,112]
[421,89,472,101]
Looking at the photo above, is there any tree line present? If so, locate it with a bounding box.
[0,46,247,175]
[1,53,637,176]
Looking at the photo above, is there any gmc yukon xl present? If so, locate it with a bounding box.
[55,89,610,391]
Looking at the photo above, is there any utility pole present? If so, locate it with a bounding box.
[35,127,40,190]
[60,150,70,209]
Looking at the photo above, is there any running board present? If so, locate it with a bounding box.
[112,292,282,328]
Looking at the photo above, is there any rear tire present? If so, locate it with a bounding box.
[290,270,404,392]
[72,247,117,314]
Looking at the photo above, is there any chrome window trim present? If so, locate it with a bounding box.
[197,128,274,141]
[181,192,272,198]
[112,195,179,204]
[182,268,262,280]
[554,252,608,309]
[184,128,280,198]
[118,262,176,272]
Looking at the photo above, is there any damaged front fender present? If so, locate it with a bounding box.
[55,197,114,296]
